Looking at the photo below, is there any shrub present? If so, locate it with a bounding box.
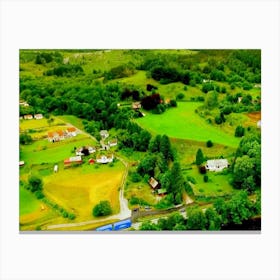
[206,140,213,147]
[203,175,209,182]
[169,99,177,107]
[235,125,245,137]
[215,115,223,124]
[28,175,43,193]
[92,200,112,217]
[130,172,142,183]
[187,176,196,184]
[35,190,45,199]
[176,93,185,100]
[68,213,76,220]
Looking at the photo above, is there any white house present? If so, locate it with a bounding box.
[108,139,117,147]
[205,159,229,172]
[34,114,43,119]
[100,130,109,139]
[96,154,114,164]
[24,114,33,120]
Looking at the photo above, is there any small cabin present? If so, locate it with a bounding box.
[148,177,160,190]
[24,114,33,120]
[96,154,114,164]
[34,114,43,120]
[100,130,109,139]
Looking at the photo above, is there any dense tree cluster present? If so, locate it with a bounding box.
[232,132,261,192]
[140,190,261,230]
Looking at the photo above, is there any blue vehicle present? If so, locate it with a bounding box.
[96,224,113,231]
[113,219,132,231]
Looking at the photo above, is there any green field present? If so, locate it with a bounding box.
[136,102,240,147]
[20,135,97,165]
[19,186,41,215]
[184,167,236,197]
[57,115,86,131]
[172,138,236,166]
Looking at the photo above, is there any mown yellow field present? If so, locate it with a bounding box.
[20,117,64,130]
[43,164,125,222]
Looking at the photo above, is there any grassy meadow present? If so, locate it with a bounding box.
[136,102,240,147]
[184,167,236,197]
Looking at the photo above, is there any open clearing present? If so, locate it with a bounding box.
[20,186,41,215]
[184,167,236,197]
[136,102,240,147]
[43,162,125,222]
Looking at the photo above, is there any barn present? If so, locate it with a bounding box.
[64,156,83,166]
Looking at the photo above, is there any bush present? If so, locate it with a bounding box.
[92,200,113,217]
[169,100,177,107]
[28,175,43,192]
[176,93,185,100]
[235,125,245,137]
[20,133,33,145]
[130,172,142,183]
[68,213,76,220]
[215,115,223,124]
[203,175,209,182]
[35,190,45,199]
[206,140,213,147]
[186,176,196,184]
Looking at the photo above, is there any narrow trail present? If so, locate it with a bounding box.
[45,120,131,230]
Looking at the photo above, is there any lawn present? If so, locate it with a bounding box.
[184,167,236,197]
[57,115,86,131]
[171,138,236,166]
[136,102,240,147]
[20,135,97,165]
[43,162,125,221]
[20,186,41,215]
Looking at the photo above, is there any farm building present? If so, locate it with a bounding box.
[76,146,96,156]
[34,114,43,119]
[64,156,83,166]
[19,101,29,107]
[24,114,33,120]
[19,161,25,166]
[96,154,114,164]
[100,130,109,139]
[108,139,117,147]
[88,158,95,164]
[132,102,141,110]
[148,177,160,190]
[205,159,229,172]
[67,127,77,136]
